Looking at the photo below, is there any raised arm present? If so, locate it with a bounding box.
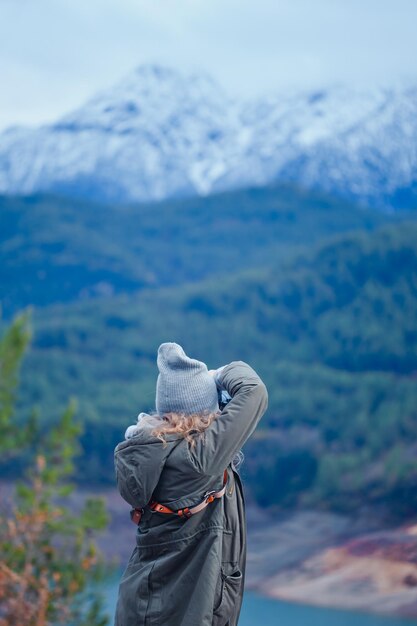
[188,361,268,476]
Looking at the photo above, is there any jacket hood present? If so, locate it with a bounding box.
[114,424,183,510]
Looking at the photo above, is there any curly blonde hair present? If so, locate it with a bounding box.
[149,411,245,470]
[150,410,219,448]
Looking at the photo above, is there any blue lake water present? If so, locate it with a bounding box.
[103,577,416,625]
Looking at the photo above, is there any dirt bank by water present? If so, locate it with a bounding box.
[245,508,417,619]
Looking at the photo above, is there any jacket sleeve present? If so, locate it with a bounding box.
[188,361,268,476]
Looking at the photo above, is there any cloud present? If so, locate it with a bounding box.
[0,0,416,130]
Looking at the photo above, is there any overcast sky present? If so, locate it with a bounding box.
[0,0,416,132]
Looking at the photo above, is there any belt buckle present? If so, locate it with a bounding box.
[204,489,216,503]
[148,501,164,514]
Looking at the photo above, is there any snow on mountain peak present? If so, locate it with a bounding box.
[0,64,416,208]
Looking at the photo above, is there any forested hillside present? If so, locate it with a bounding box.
[6,219,417,518]
[0,184,387,318]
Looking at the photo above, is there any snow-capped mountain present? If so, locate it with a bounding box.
[216,85,417,209]
[0,64,416,209]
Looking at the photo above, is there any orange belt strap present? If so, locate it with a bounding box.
[130,468,228,525]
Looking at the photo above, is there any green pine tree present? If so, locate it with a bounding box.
[0,310,110,626]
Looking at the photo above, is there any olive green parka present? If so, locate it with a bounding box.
[114,361,268,626]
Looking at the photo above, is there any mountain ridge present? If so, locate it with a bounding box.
[1,64,417,209]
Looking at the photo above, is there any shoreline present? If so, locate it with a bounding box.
[245,509,417,620]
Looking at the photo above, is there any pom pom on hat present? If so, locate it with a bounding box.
[155,342,219,415]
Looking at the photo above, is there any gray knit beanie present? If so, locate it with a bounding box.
[155,342,219,415]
